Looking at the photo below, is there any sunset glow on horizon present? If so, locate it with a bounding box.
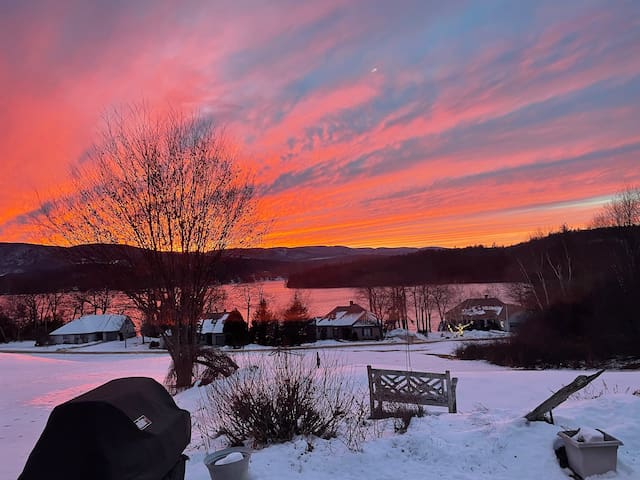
[1,1,639,248]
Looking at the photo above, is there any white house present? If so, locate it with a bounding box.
[49,314,136,344]
[315,301,382,341]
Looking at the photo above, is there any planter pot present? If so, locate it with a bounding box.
[557,429,623,478]
[204,447,252,480]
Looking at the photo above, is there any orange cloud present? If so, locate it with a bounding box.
[1,1,639,248]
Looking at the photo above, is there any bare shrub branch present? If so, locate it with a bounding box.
[198,353,365,449]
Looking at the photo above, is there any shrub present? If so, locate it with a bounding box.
[165,348,238,391]
[389,405,424,434]
[198,353,361,448]
[195,349,239,386]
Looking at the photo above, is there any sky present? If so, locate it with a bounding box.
[1,0,639,248]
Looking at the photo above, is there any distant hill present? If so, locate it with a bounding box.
[0,243,418,294]
[287,227,640,288]
[1,227,637,294]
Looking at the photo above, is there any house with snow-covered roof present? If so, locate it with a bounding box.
[444,296,527,331]
[49,314,135,344]
[199,310,245,346]
[314,301,382,341]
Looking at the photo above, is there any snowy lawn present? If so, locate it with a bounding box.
[1,340,639,480]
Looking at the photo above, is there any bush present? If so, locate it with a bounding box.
[195,349,239,386]
[198,353,361,448]
[390,405,424,434]
[165,348,237,391]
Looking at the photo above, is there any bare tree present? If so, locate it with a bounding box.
[38,106,260,389]
[506,282,538,310]
[69,287,115,317]
[233,281,264,324]
[591,186,640,227]
[384,286,408,330]
[3,296,30,341]
[356,286,387,321]
[431,284,461,329]
[357,286,408,331]
[408,284,436,333]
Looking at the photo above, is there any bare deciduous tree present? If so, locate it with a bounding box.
[408,284,436,333]
[357,286,409,331]
[356,286,387,321]
[38,106,261,389]
[591,186,640,228]
[69,287,115,317]
[431,284,461,329]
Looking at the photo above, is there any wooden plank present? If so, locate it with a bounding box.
[446,370,455,413]
[368,367,448,379]
[524,369,605,423]
[450,377,458,413]
[367,365,376,418]
[377,391,446,405]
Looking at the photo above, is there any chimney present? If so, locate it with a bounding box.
[349,300,354,306]
[484,294,488,299]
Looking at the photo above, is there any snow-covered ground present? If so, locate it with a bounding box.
[1,338,639,480]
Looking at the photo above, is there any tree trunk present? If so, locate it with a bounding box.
[170,343,197,390]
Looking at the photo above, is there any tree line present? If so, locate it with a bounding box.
[0,288,119,344]
[457,187,640,367]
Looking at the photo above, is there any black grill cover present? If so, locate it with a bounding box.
[19,377,191,480]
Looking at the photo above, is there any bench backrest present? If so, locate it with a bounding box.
[367,366,458,417]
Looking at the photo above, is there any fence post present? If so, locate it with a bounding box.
[445,370,456,413]
[450,377,458,413]
[367,365,376,418]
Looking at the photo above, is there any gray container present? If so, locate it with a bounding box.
[204,447,252,480]
[558,429,623,478]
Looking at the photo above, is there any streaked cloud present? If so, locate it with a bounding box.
[1,0,639,247]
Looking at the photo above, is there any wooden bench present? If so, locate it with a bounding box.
[366,365,458,418]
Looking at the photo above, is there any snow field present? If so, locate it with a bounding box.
[1,340,639,479]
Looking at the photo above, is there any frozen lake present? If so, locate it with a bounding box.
[222,280,516,324]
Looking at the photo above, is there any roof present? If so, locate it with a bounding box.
[315,302,380,327]
[446,297,523,322]
[50,314,131,336]
[200,310,244,335]
[200,313,230,335]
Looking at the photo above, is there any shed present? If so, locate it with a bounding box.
[49,314,136,344]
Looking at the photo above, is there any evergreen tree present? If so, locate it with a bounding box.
[281,292,311,346]
[251,298,277,345]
